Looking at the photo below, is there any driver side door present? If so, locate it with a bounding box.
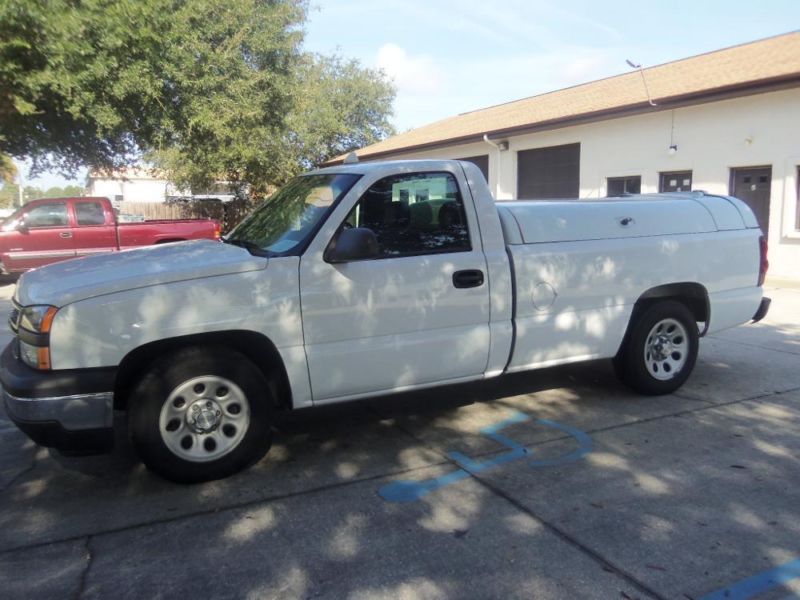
[2,201,76,271]
[299,169,491,402]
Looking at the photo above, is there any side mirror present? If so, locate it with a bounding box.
[15,217,28,233]
[326,227,379,263]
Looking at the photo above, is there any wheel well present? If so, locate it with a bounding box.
[617,282,710,355]
[635,282,709,324]
[113,330,292,412]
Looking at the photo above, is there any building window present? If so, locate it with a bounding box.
[517,143,580,199]
[659,171,692,192]
[607,176,641,197]
[458,155,489,183]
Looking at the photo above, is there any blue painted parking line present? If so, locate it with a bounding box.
[528,419,593,467]
[449,411,530,473]
[378,410,592,503]
[698,558,800,600]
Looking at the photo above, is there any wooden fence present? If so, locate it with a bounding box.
[116,200,250,233]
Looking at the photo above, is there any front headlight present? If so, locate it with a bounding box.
[16,305,57,370]
[19,339,50,369]
[19,305,58,333]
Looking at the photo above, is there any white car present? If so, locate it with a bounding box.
[1,160,770,482]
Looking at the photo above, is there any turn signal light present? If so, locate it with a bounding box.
[37,347,51,370]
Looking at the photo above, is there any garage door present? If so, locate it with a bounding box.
[517,143,580,199]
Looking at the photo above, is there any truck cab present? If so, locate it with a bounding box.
[0,197,115,272]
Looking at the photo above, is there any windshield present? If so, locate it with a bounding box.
[226,173,360,255]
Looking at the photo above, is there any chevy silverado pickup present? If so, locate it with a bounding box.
[0,160,770,482]
[0,196,221,273]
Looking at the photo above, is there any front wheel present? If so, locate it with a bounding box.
[129,346,273,483]
[613,300,699,395]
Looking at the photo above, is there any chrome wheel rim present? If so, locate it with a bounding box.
[159,376,250,463]
[644,318,689,381]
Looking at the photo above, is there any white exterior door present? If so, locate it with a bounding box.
[299,169,491,402]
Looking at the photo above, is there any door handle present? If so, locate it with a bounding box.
[452,269,484,289]
[60,232,73,239]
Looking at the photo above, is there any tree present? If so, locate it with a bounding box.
[0,183,86,208]
[286,55,395,171]
[0,155,15,184]
[0,0,394,198]
[48,185,85,198]
[0,183,19,208]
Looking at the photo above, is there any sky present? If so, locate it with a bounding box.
[19,0,800,188]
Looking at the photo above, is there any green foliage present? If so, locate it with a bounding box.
[0,0,395,199]
[32,184,86,199]
[0,183,86,207]
[0,155,15,184]
[0,183,17,208]
[287,54,395,171]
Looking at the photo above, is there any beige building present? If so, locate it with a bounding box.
[333,32,800,279]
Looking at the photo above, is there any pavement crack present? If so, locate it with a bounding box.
[0,459,450,556]
[3,386,799,557]
[366,385,800,477]
[669,392,715,404]
[470,471,667,600]
[706,335,800,356]
[72,536,93,600]
[577,385,800,439]
[368,398,666,599]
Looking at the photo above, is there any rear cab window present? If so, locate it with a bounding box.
[74,201,108,226]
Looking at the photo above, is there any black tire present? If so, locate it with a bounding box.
[129,346,273,483]
[613,300,699,395]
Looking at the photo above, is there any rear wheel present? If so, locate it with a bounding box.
[129,346,273,483]
[613,300,699,395]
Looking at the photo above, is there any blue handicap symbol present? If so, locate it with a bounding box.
[379,410,592,503]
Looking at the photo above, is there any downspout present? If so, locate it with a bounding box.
[482,133,502,151]
[483,134,503,198]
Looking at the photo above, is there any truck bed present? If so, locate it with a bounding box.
[116,218,220,249]
[496,191,763,374]
[117,219,218,226]
[496,192,758,245]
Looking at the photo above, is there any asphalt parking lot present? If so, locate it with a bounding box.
[0,277,798,600]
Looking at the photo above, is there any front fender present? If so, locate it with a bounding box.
[48,257,312,408]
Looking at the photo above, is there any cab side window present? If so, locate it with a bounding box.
[75,202,107,226]
[346,172,470,257]
[24,203,69,228]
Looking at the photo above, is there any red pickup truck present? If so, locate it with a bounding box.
[0,197,221,274]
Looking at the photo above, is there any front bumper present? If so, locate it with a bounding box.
[0,342,116,454]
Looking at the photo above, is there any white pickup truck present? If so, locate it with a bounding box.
[1,160,770,482]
